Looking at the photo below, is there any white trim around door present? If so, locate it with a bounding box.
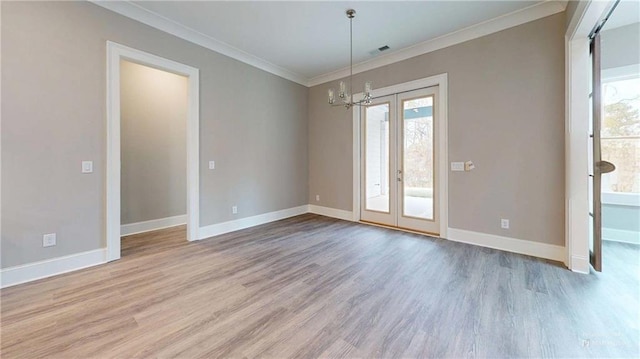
[564,1,616,273]
[106,41,200,262]
[352,73,448,238]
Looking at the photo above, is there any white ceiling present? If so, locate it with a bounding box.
[604,0,640,30]
[89,0,572,86]
[127,1,546,81]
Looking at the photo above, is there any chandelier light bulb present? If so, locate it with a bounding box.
[339,81,346,98]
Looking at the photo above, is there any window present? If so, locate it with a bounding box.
[601,76,640,194]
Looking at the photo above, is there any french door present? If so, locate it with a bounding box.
[360,86,439,235]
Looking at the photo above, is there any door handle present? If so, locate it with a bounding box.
[596,161,616,174]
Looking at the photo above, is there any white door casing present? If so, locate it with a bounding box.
[565,1,616,273]
[106,41,200,261]
[353,74,449,238]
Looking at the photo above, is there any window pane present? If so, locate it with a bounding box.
[402,96,434,220]
[365,104,390,212]
[602,138,640,193]
[602,78,640,137]
[601,77,640,193]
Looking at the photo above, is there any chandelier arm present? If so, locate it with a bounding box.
[329,99,370,109]
[351,100,371,107]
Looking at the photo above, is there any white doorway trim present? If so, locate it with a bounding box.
[352,73,448,238]
[106,41,200,262]
[565,1,615,273]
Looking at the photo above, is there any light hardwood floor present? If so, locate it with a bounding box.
[1,214,639,358]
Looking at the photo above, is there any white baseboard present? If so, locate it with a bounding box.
[198,205,308,240]
[446,228,566,262]
[308,205,354,221]
[2,208,579,288]
[1,249,107,288]
[603,227,640,245]
[570,254,590,274]
[121,214,187,236]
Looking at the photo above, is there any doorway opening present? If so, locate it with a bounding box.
[352,74,448,237]
[106,42,200,262]
[119,60,188,257]
[360,87,439,234]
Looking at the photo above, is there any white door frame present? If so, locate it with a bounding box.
[352,73,448,238]
[106,41,200,261]
[565,1,615,273]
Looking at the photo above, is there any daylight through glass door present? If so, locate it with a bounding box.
[360,87,439,235]
[401,96,435,220]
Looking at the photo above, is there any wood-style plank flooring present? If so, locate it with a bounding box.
[2,214,639,358]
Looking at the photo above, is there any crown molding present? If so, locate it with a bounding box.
[307,1,567,87]
[91,0,566,88]
[90,0,309,86]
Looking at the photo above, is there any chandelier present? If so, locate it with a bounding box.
[327,9,373,109]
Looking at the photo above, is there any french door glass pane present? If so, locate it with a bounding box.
[365,103,390,213]
[402,96,434,220]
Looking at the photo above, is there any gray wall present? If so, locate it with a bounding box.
[601,23,640,70]
[565,0,580,30]
[308,13,566,246]
[603,204,640,232]
[1,1,308,268]
[120,60,187,225]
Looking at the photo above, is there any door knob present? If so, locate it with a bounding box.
[596,161,616,174]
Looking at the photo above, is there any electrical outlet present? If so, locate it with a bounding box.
[501,219,510,229]
[232,206,238,214]
[209,161,215,170]
[43,233,57,247]
[316,194,320,202]
[464,161,475,171]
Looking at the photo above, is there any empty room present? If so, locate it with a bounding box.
[1,1,638,358]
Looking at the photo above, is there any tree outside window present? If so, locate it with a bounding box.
[601,77,640,194]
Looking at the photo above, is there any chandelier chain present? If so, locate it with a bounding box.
[350,12,353,105]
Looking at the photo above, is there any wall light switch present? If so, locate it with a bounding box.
[81,161,93,173]
[451,162,464,171]
[232,206,238,214]
[209,161,215,170]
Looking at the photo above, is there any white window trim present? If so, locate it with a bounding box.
[602,64,640,83]
[602,192,640,206]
